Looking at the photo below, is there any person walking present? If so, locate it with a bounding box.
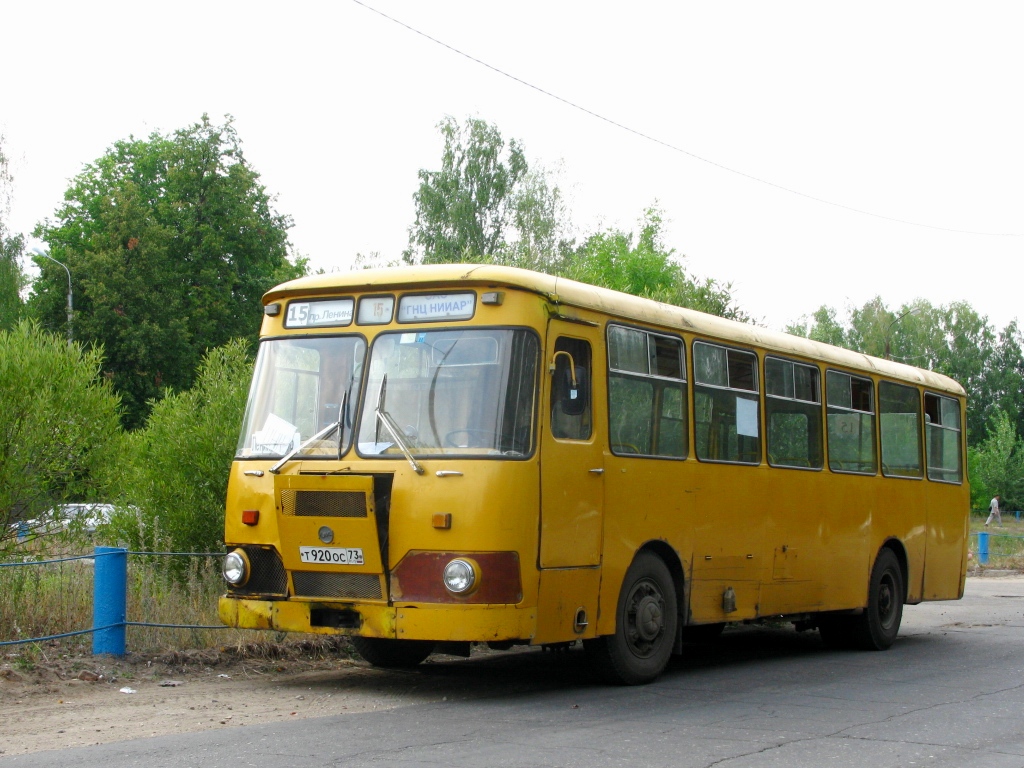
[985,494,1002,526]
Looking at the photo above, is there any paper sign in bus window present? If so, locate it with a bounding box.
[251,413,299,454]
[736,397,759,437]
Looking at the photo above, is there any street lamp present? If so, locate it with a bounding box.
[884,307,922,361]
[31,248,72,345]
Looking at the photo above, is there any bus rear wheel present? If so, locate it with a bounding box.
[585,552,678,685]
[819,549,905,650]
[852,548,904,650]
[350,637,435,668]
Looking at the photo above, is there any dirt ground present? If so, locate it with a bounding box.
[0,639,480,756]
[2,569,1008,757]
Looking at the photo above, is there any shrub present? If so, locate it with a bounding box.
[0,321,121,551]
[107,339,253,554]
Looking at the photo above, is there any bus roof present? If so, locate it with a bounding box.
[265,264,966,397]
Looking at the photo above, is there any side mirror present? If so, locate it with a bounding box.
[558,363,588,416]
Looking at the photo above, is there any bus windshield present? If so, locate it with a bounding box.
[236,336,367,459]
[357,328,538,458]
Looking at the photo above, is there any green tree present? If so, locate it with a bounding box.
[406,118,743,320]
[0,133,25,331]
[560,207,748,321]
[990,321,1024,441]
[933,302,997,445]
[968,409,1024,511]
[407,116,562,265]
[498,164,572,271]
[786,297,1007,448]
[32,115,304,428]
[786,305,848,348]
[105,339,252,553]
[0,321,121,549]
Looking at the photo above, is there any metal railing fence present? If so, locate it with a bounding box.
[0,547,226,654]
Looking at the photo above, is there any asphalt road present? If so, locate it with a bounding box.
[6,576,1024,768]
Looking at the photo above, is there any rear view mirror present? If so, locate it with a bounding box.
[553,352,588,417]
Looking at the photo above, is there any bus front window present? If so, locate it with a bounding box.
[236,336,367,460]
[357,329,538,458]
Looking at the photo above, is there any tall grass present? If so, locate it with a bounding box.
[0,531,243,654]
[0,550,94,649]
[969,510,1024,568]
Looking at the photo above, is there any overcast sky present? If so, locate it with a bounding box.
[3,1,1022,333]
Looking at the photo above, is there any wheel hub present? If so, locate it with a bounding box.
[635,594,664,641]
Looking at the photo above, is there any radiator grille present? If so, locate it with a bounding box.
[281,490,367,518]
[292,571,384,600]
[228,546,287,597]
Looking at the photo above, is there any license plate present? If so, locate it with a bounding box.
[299,546,364,565]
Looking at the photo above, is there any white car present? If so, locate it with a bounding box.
[55,503,114,533]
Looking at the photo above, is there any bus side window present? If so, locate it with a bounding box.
[826,370,877,474]
[879,381,922,478]
[765,356,823,469]
[551,337,592,440]
[693,341,760,464]
[607,324,687,458]
[925,392,962,483]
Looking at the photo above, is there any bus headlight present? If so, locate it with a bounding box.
[442,558,477,595]
[223,549,250,587]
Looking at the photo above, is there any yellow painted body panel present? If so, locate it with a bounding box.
[533,567,602,643]
[219,265,969,651]
[539,320,606,568]
[219,596,535,642]
[219,596,398,637]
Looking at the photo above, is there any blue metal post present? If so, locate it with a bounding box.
[93,546,127,655]
[977,531,989,565]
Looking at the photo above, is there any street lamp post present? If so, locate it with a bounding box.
[884,307,921,361]
[31,248,73,345]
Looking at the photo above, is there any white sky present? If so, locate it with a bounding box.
[3,1,1022,333]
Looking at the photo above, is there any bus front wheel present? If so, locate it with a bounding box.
[350,637,435,668]
[853,548,904,650]
[585,552,678,685]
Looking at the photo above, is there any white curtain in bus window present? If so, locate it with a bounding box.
[826,370,876,474]
[607,326,686,458]
[693,341,760,464]
[879,381,922,478]
[925,393,962,483]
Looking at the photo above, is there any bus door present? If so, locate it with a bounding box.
[539,327,604,568]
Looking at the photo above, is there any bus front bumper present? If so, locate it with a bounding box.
[219,596,537,643]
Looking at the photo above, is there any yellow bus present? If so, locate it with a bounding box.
[219,264,968,684]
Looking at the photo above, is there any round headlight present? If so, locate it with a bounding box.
[442,558,477,595]
[223,549,249,586]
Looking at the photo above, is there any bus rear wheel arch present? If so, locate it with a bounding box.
[585,551,679,685]
[853,546,905,650]
[819,546,906,651]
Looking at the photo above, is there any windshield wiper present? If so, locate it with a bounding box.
[374,375,424,475]
[268,420,341,475]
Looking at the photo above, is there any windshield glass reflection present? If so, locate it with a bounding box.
[357,329,538,458]
[236,336,366,459]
